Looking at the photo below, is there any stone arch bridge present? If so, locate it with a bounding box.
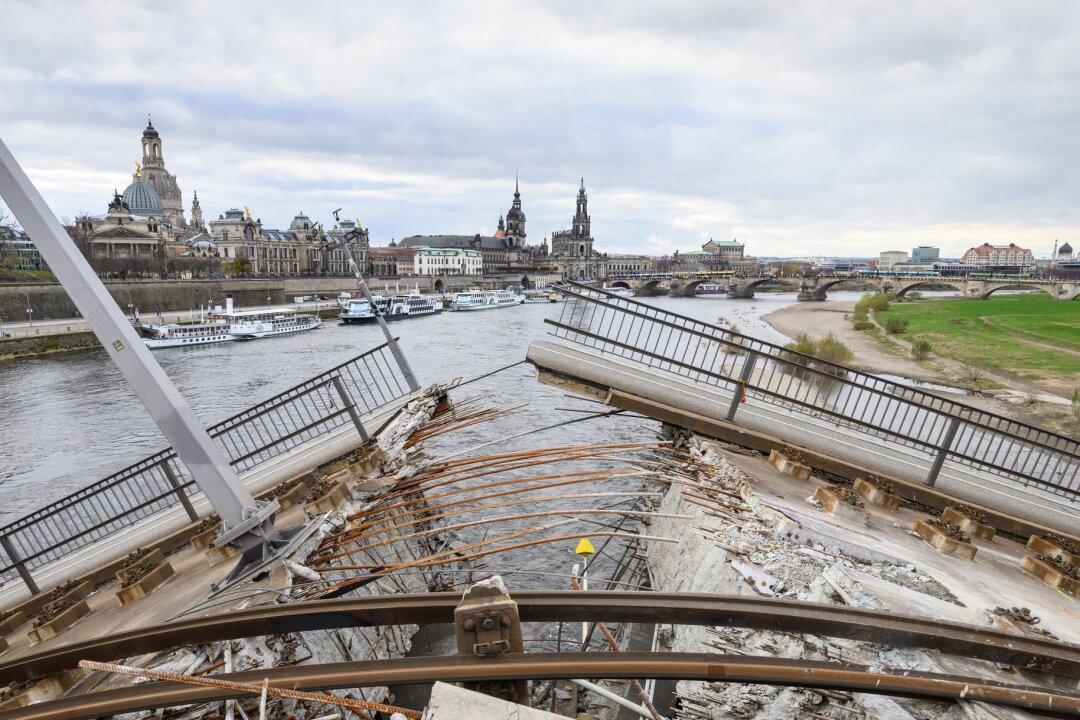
[608,274,1080,301]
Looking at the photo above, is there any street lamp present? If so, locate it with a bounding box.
[17,290,32,327]
[119,287,134,321]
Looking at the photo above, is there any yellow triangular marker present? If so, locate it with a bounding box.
[575,538,595,556]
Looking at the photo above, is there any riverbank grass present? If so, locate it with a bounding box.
[874,294,1079,378]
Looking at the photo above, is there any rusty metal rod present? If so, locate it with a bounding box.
[77,659,418,719]
[5,592,1080,685]
[8,652,1080,720]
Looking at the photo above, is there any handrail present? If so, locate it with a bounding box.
[0,340,414,590]
[560,280,1080,454]
[548,282,1080,498]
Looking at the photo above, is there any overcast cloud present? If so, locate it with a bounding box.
[2,0,1079,258]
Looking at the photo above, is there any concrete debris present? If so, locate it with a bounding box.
[644,433,1039,720]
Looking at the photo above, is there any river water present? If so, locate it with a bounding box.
[0,291,827,527]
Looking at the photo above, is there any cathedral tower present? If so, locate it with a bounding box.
[505,175,527,248]
[190,190,205,232]
[138,116,186,228]
[571,178,592,256]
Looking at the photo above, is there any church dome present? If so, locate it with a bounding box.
[507,206,525,221]
[1059,242,1073,255]
[121,179,165,216]
[290,213,312,231]
[143,120,159,139]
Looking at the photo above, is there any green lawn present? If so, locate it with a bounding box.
[875,294,1080,377]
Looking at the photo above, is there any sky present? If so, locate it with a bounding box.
[2,1,1079,259]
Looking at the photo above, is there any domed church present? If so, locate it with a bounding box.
[73,118,203,269]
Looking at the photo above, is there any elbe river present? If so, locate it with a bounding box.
[0,291,825,530]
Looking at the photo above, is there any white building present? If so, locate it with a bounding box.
[878,251,909,269]
[413,247,482,275]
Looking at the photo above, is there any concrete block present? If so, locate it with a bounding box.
[116,561,175,606]
[304,479,351,516]
[115,548,165,584]
[0,669,88,711]
[190,524,221,551]
[1027,535,1080,566]
[853,477,901,510]
[913,520,977,560]
[0,610,26,636]
[1019,555,1080,596]
[206,543,241,567]
[768,449,811,480]
[942,507,995,540]
[273,481,309,511]
[27,599,91,645]
[813,486,870,526]
[426,681,566,719]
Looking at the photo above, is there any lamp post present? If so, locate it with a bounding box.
[17,290,32,327]
[119,287,134,321]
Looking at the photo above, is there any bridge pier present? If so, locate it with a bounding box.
[727,284,754,299]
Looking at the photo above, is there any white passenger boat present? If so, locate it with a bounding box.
[449,288,523,311]
[523,289,564,303]
[340,290,443,324]
[694,282,728,296]
[140,296,319,348]
[139,320,235,348]
[604,285,635,298]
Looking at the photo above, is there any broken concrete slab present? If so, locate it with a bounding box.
[425,681,566,719]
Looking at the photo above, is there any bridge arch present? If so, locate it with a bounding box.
[675,279,711,297]
[434,279,445,293]
[609,280,631,289]
[895,281,964,297]
[979,284,1054,300]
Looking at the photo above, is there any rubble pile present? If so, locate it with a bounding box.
[639,432,1067,720]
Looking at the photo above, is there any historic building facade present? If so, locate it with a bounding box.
[413,247,482,275]
[549,179,607,280]
[961,243,1034,267]
[672,238,747,273]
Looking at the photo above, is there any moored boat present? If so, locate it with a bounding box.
[450,288,522,311]
[341,290,443,324]
[140,296,319,348]
[694,282,728,296]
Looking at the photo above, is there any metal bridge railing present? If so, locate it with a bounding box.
[0,341,414,593]
[546,282,1080,501]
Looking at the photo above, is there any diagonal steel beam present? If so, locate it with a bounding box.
[0,137,283,583]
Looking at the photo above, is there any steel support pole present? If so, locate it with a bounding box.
[160,459,199,522]
[0,137,275,544]
[726,350,758,421]
[330,375,369,443]
[0,535,38,595]
[338,244,421,393]
[926,417,962,488]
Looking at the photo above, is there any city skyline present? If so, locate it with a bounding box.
[2,1,1080,259]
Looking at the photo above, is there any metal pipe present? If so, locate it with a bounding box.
[571,678,659,720]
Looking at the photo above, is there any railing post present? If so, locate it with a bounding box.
[726,350,759,421]
[161,459,199,522]
[331,375,370,443]
[0,535,39,595]
[926,417,962,487]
